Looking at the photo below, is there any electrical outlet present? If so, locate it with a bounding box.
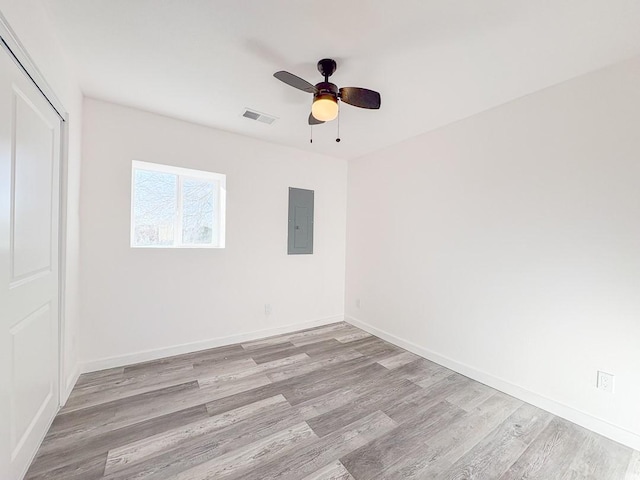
[265,304,272,316]
[356,298,361,308]
[597,371,614,393]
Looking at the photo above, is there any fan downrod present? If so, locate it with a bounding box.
[317,58,337,80]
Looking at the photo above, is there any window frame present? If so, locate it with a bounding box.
[130,160,226,249]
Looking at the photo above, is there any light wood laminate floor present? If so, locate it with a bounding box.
[27,322,639,479]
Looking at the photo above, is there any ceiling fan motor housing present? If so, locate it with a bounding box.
[314,81,338,101]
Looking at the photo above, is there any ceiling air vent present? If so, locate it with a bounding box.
[242,108,277,125]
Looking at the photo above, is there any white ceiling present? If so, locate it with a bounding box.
[43,0,640,159]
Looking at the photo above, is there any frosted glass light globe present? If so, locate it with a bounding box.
[311,95,339,122]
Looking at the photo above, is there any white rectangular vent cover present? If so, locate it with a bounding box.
[242,109,277,125]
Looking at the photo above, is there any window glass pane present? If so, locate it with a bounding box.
[182,177,215,244]
[133,169,177,246]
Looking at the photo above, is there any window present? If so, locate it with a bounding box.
[131,161,226,248]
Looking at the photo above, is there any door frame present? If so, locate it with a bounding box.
[0,10,71,409]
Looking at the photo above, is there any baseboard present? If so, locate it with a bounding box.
[61,365,80,406]
[345,315,640,452]
[81,315,344,374]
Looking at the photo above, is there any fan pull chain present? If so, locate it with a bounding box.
[336,112,341,143]
[310,125,313,143]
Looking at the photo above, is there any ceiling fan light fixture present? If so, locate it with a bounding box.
[311,94,339,122]
[274,59,380,131]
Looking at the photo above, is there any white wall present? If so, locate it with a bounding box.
[346,56,640,449]
[80,98,347,369]
[0,0,83,400]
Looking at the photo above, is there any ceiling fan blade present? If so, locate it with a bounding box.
[339,87,381,109]
[309,113,324,125]
[274,71,317,93]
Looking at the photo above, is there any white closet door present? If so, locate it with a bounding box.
[0,44,61,480]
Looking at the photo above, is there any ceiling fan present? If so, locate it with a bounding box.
[274,58,381,125]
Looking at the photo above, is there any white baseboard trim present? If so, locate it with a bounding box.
[81,315,344,374]
[345,315,640,451]
[61,365,80,406]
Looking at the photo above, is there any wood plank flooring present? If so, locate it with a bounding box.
[26,321,638,479]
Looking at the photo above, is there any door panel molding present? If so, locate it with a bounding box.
[10,86,56,283]
[9,302,53,459]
